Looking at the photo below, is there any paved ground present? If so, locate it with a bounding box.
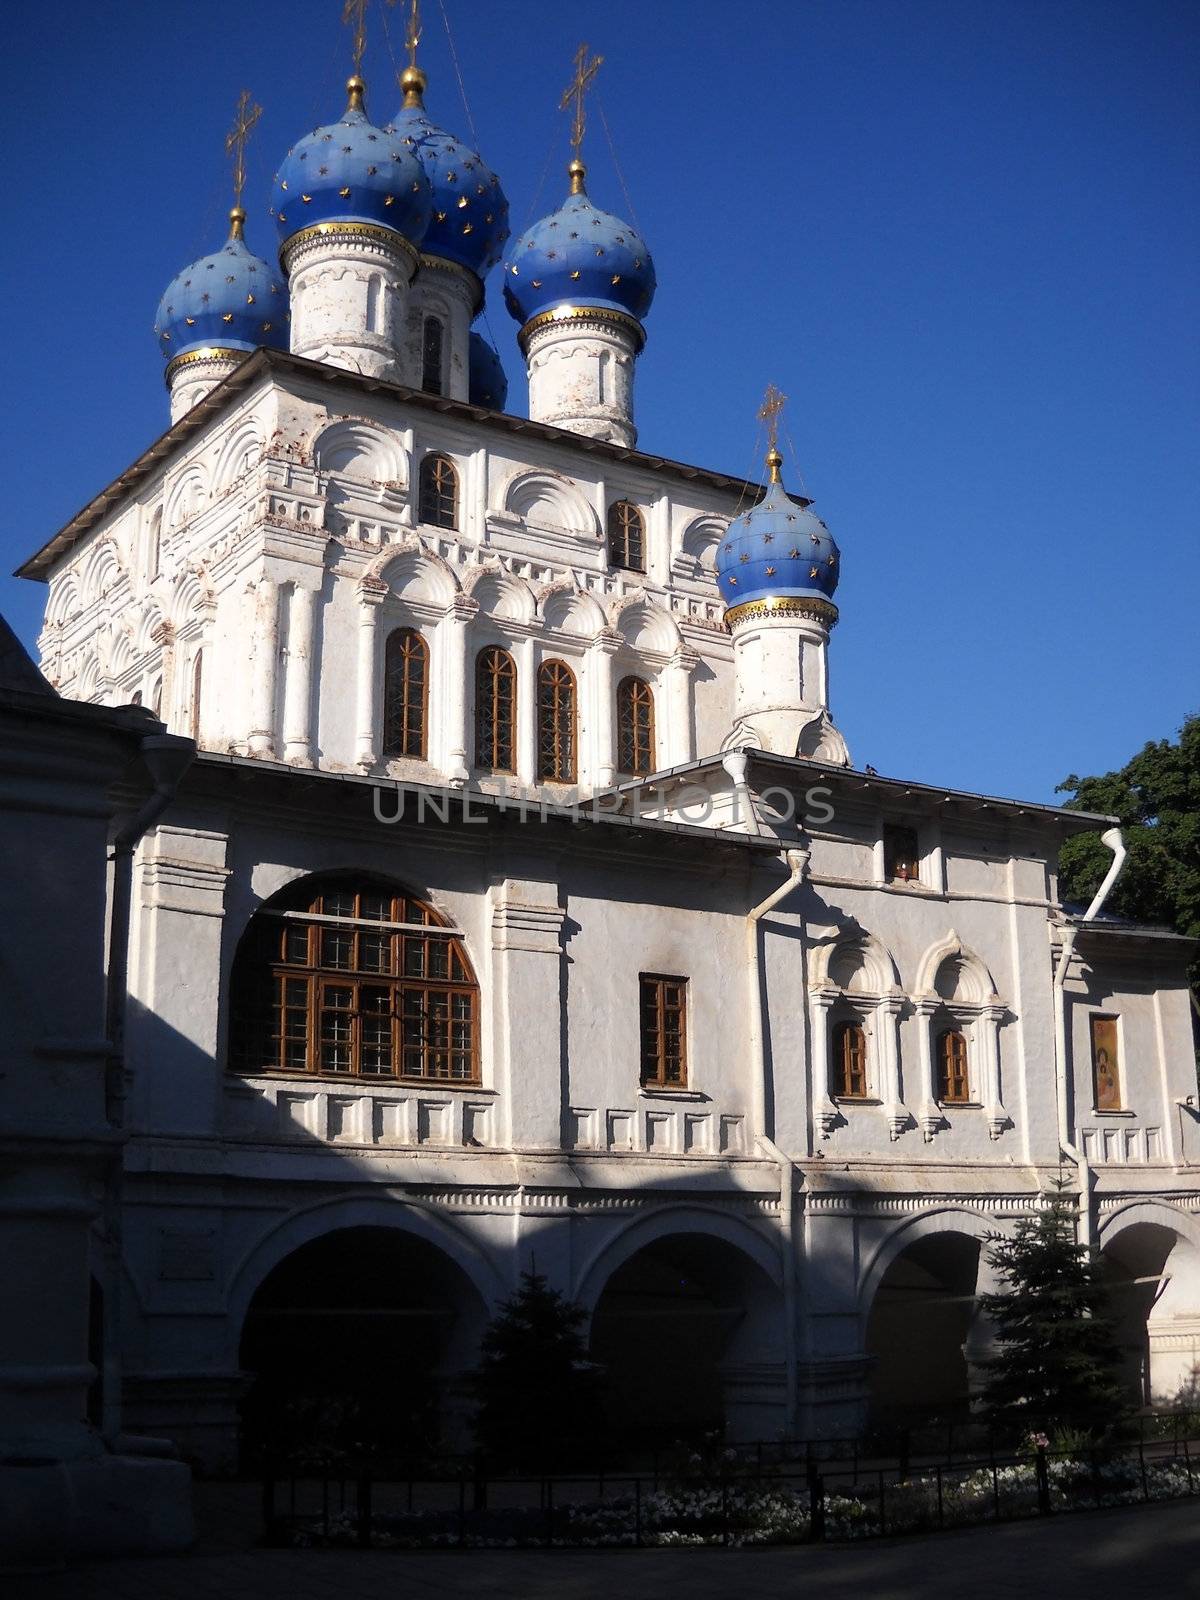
[10,1490,1199,1599]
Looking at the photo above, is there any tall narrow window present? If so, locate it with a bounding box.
[190,651,203,741]
[832,1020,868,1099]
[230,876,479,1082]
[607,500,645,571]
[147,506,162,580]
[383,628,428,758]
[936,1028,970,1103]
[537,659,577,783]
[475,646,517,772]
[150,676,163,717]
[1090,1014,1122,1111]
[640,974,687,1088]
[884,824,920,883]
[617,676,655,776]
[365,273,382,334]
[418,452,458,530]
[421,316,444,396]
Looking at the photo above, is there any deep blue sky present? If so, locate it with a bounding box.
[4,0,1197,802]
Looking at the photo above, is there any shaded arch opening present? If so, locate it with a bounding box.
[865,1233,983,1426]
[1102,1221,1200,1405]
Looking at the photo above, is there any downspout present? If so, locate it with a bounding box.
[746,842,811,1434]
[1053,826,1126,1252]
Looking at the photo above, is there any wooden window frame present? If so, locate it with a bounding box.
[936,1026,970,1104]
[382,628,429,759]
[421,316,445,397]
[230,881,480,1084]
[537,658,577,783]
[832,1018,868,1100]
[617,675,655,777]
[884,824,921,883]
[1090,1013,1123,1112]
[417,452,458,530]
[607,500,645,571]
[639,973,688,1089]
[475,645,517,773]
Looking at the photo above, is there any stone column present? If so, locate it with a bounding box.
[877,993,908,1140]
[913,996,942,1142]
[810,988,839,1139]
[664,646,698,767]
[490,883,567,1149]
[590,630,620,790]
[246,576,279,758]
[282,582,319,766]
[355,581,387,769]
[441,597,476,785]
[515,635,537,787]
[980,1002,1007,1140]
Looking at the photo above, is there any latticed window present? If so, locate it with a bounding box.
[230,877,479,1082]
[421,316,444,396]
[383,628,428,758]
[617,676,655,776]
[475,646,517,773]
[640,974,687,1088]
[417,452,458,529]
[937,1028,969,1103]
[537,659,577,783]
[607,500,645,571]
[833,1020,868,1098]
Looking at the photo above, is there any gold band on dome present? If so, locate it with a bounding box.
[518,303,645,353]
[280,220,421,272]
[725,595,839,630]
[164,347,246,386]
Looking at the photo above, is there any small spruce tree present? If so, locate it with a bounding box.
[471,1269,607,1472]
[980,1181,1130,1443]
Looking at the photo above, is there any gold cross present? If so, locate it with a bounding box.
[343,0,369,73]
[405,0,421,66]
[757,383,787,452]
[560,42,603,159]
[225,90,262,211]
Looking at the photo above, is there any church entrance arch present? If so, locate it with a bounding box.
[237,1225,487,1467]
[865,1231,984,1426]
[1101,1212,1200,1405]
[588,1231,784,1452]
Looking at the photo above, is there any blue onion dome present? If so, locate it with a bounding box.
[502,158,655,336]
[468,331,508,409]
[716,448,841,616]
[389,66,509,284]
[154,208,289,370]
[272,76,432,248]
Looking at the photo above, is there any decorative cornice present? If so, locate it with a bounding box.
[416,253,484,314]
[281,221,420,275]
[725,595,839,630]
[518,304,645,355]
[164,348,243,388]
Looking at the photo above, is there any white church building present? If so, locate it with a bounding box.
[7,26,1200,1482]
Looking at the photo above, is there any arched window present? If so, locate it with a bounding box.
[421,316,444,396]
[150,676,163,717]
[832,1020,868,1099]
[418,452,458,530]
[230,876,479,1082]
[474,645,516,773]
[607,500,645,571]
[616,675,655,776]
[937,1028,969,1104]
[383,628,428,759]
[190,651,203,741]
[537,659,577,783]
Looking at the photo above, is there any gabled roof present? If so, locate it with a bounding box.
[16,348,775,582]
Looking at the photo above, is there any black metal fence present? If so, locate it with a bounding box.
[261,1433,1200,1551]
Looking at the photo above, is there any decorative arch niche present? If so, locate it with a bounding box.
[502,469,597,537]
[313,418,405,486]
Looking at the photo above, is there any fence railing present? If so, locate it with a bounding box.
[261,1433,1200,1551]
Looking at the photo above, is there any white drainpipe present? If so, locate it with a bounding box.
[1053,827,1126,1251]
[746,844,810,1433]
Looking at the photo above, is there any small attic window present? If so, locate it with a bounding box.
[884,825,920,884]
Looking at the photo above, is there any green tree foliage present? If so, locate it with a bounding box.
[471,1270,607,1471]
[980,1188,1129,1441]
[1056,714,1200,999]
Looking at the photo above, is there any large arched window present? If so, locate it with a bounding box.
[475,645,516,773]
[936,1027,970,1104]
[537,659,577,783]
[230,876,479,1082]
[832,1020,868,1100]
[418,452,458,530]
[421,316,444,396]
[383,628,428,759]
[616,675,655,776]
[607,500,645,571]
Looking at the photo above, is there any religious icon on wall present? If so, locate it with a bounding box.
[1090,1015,1121,1111]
